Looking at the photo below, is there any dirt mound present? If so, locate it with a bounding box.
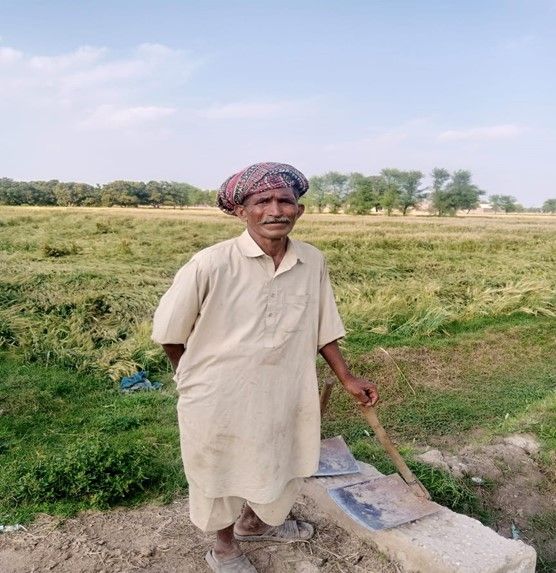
[416,433,556,566]
[0,497,399,573]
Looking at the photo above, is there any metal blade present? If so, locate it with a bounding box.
[313,436,360,477]
[328,474,440,530]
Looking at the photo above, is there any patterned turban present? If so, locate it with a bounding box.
[218,162,309,215]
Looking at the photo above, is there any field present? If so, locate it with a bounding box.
[1,207,555,568]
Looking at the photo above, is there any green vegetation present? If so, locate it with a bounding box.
[0,354,183,524]
[4,172,553,214]
[0,178,213,208]
[0,207,554,558]
[1,208,554,380]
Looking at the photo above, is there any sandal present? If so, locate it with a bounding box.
[234,519,314,543]
[205,550,257,572]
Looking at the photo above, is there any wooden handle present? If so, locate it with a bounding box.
[360,406,431,500]
[320,380,335,416]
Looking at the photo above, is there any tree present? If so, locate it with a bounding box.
[447,170,484,213]
[431,168,484,215]
[167,182,197,208]
[53,182,80,206]
[542,199,556,214]
[398,170,426,215]
[378,169,426,215]
[346,173,382,214]
[430,168,453,215]
[29,180,58,205]
[431,168,450,194]
[100,181,146,207]
[381,188,398,215]
[379,169,400,215]
[306,172,350,213]
[490,194,519,214]
[74,183,100,206]
[0,178,24,204]
[489,194,503,213]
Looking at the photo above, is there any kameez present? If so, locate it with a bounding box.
[152,229,345,524]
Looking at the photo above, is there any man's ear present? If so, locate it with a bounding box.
[295,203,305,220]
[234,204,247,221]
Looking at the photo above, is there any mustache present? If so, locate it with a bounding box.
[262,218,292,225]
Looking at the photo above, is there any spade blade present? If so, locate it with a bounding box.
[313,436,360,477]
[329,474,440,530]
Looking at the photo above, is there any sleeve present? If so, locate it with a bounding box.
[151,258,207,345]
[317,258,346,350]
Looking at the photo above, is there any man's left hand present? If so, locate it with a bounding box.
[341,376,379,407]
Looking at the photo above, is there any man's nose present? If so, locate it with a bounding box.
[267,199,283,216]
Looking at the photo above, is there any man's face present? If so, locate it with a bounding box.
[234,188,305,241]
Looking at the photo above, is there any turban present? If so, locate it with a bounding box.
[218,162,309,215]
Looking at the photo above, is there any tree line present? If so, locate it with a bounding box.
[305,168,553,214]
[0,178,216,208]
[1,172,554,214]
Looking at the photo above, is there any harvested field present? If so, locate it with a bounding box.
[1,207,555,570]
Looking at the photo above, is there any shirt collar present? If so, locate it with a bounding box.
[236,229,305,264]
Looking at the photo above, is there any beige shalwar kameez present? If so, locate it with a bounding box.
[152,230,345,531]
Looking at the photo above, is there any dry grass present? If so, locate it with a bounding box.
[1,207,554,379]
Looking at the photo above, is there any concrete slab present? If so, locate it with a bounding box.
[303,462,536,573]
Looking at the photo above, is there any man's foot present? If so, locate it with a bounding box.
[205,550,257,572]
[213,524,243,562]
[212,543,242,562]
[234,519,314,543]
[234,511,272,537]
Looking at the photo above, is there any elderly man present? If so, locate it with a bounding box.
[152,162,378,573]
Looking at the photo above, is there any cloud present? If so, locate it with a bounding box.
[198,100,308,120]
[29,46,107,72]
[80,104,176,130]
[438,124,523,141]
[0,42,198,103]
[0,46,23,64]
[324,117,430,152]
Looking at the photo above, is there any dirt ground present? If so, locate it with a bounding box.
[2,433,553,572]
[0,497,400,573]
[416,433,556,567]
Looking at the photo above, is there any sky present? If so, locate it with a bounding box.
[0,1,555,206]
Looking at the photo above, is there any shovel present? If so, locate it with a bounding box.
[319,379,430,499]
[318,380,439,530]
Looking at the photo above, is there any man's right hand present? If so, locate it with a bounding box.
[341,375,379,407]
[162,343,185,372]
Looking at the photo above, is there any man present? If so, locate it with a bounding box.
[152,162,378,573]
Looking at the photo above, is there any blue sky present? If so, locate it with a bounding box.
[1,1,555,206]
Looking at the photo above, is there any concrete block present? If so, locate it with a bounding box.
[303,463,536,573]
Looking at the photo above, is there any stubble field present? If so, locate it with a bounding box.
[1,206,555,568]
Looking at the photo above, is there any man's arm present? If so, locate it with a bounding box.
[162,343,185,373]
[319,340,379,407]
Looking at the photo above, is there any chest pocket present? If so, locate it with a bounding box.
[280,294,310,332]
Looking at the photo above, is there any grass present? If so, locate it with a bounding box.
[0,206,555,561]
[1,208,554,380]
[0,353,184,524]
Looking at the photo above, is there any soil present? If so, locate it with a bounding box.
[416,433,556,567]
[359,328,549,393]
[0,497,400,573]
[2,432,553,571]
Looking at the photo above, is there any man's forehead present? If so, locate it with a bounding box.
[247,188,297,201]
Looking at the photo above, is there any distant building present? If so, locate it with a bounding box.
[476,203,494,213]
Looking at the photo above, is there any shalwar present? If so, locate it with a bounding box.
[187,477,302,532]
